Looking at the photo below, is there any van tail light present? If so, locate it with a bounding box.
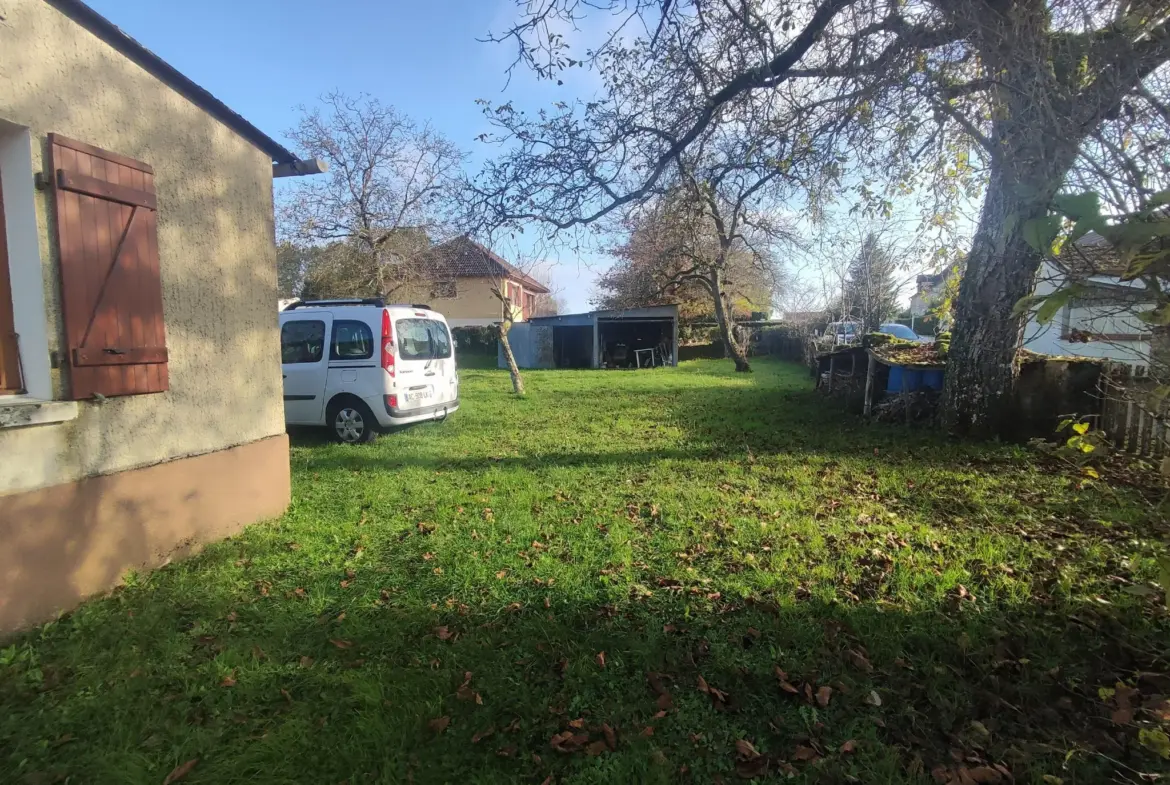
[385,394,398,409]
[381,310,395,377]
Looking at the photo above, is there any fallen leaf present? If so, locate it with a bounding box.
[496,570,508,579]
[422,552,435,561]
[656,693,673,711]
[736,756,770,779]
[653,710,667,719]
[839,739,858,754]
[964,765,1005,783]
[698,674,710,694]
[585,740,608,756]
[595,651,607,668]
[429,716,451,734]
[816,685,833,707]
[434,626,453,641]
[602,723,617,750]
[567,718,586,729]
[865,690,882,707]
[471,725,495,743]
[735,739,761,759]
[497,745,517,757]
[847,649,874,673]
[163,759,198,784]
[299,656,314,668]
[663,623,677,633]
[219,673,237,687]
[550,730,590,752]
[793,745,819,762]
[648,671,669,696]
[280,688,292,703]
[329,639,353,649]
[641,726,655,737]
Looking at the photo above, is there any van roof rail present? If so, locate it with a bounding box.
[411,303,432,310]
[285,298,385,310]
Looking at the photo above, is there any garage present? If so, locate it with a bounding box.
[500,305,679,369]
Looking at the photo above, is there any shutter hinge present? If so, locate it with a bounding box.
[34,171,51,191]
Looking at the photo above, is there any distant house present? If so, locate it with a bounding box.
[1024,232,1151,368]
[0,0,323,632]
[411,236,550,328]
[909,266,954,318]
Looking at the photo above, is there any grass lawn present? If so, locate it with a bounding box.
[3,359,1169,784]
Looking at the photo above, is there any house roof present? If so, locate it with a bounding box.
[1056,231,1130,278]
[416,237,550,293]
[48,0,300,166]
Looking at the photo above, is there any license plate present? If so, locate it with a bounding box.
[406,388,433,402]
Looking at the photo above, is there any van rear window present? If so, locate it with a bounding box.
[396,319,452,361]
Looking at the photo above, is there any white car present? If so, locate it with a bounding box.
[279,299,459,443]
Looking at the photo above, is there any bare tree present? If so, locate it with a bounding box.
[475,0,1170,435]
[280,92,466,299]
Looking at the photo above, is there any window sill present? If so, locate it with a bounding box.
[0,398,79,429]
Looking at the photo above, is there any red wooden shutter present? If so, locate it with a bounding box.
[49,134,167,399]
[0,172,23,393]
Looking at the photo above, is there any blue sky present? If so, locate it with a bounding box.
[86,0,606,311]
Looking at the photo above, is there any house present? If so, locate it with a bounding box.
[909,266,954,318]
[0,0,323,632]
[1024,232,1151,368]
[411,236,550,327]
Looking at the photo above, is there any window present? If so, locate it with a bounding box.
[281,320,326,363]
[0,166,21,393]
[430,280,457,299]
[396,318,453,361]
[330,320,374,360]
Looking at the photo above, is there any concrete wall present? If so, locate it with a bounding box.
[0,0,285,495]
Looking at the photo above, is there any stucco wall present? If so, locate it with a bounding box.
[0,0,285,495]
[397,276,528,322]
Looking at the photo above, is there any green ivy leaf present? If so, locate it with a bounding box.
[1052,192,1101,220]
[1136,304,1170,326]
[1012,294,1045,318]
[1072,422,1090,435]
[1023,215,1064,254]
[1139,728,1170,760]
[1035,285,1083,325]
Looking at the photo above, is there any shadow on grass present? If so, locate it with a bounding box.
[2,558,1165,785]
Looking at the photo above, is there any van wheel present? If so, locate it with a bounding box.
[328,399,377,444]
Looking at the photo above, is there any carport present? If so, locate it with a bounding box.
[500,305,679,369]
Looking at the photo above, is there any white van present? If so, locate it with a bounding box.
[279,299,459,443]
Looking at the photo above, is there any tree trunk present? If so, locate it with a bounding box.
[497,318,525,395]
[711,269,750,372]
[941,126,1078,435]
